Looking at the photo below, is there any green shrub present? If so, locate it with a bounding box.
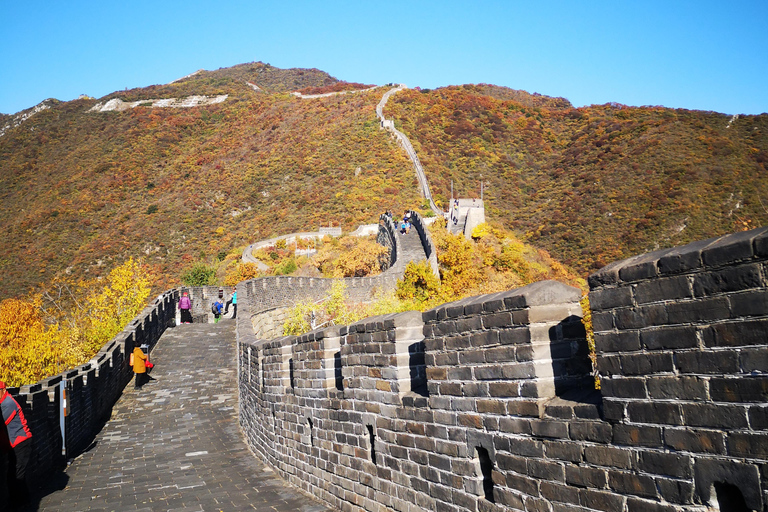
[274,258,297,275]
[181,262,216,286]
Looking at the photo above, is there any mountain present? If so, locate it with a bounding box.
[0,62,420,299]
[1,62,766,299]
[385,85,768,272]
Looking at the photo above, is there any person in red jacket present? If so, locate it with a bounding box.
[0,381,33,508]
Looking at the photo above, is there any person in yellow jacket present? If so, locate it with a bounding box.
[132,345,148,389]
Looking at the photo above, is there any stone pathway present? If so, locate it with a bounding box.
[30,321,334,512]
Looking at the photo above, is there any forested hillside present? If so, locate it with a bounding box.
[386,85,768,272]
[0,63,420,299]
[1,62,766,300]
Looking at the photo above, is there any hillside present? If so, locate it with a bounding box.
[0,63,421,299]
[385,85,768,272]
[1,62,766,300]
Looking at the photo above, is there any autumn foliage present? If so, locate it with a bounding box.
[0,259,151,387]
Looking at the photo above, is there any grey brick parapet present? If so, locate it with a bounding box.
[589,226,768,510]
[2,290,178,498]
[237,227,768,512]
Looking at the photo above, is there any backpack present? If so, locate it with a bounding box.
[211,302,218,314]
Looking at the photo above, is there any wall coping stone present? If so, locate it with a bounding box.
[588,226,768,288]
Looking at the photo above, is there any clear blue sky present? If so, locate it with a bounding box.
[1,0,766,115]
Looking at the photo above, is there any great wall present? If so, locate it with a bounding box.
[2,82,768,511]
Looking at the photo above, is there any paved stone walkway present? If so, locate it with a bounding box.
[31,320,334,512]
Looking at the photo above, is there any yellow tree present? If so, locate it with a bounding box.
[83,258,152,353]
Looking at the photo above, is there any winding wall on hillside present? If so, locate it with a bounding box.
[237,226,768,512]
[377,86,443,217]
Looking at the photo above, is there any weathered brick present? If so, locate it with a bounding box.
[454,316,483,333]
[730,289,768,318]
[608,470,658,499]
[626,497,678,512]
[740,348,768,372]
[703,318,768,347]
[701,229,760,266]
[614,304,668,330]
[646,376,707,400]
[540,481,580,506]
[584,445,632,469]
[602,399,625,422]
[626,402,682,425]
[477,399,506,415]
[565,465,607,488]
[484,346,517,363]
[498,327,530,345]
[620,352,674,376]
[641,326,698,350]
[755,228,768,256]
[591,311,614,332]
[692,264,763,297]
[527,459,565,483]
[633,275,691,304]
[727,432,768,459]
[655,477,694,505]
[496,453,528,475]
[597,355,621,376]
[579,488,625,511]
[569,421,613,444]
[482,312,513,329]
[474,365,504,380]
[504,473,539,496]
[601,377,647,399]
[589,286,633,311]
[544,440,583,463]
[637,451,691,479]
[748,405,768,429]
[458,349,486,365]
[508,437,544,458]
[594,331,641,353]
[710,376,768,402]
[667,297,730,324]
[674,349,739,374]
[488,382,519,398]
[506,400,542,417]
[681,403,748,429]
[531,420,569,439]
[664,427,725,454]
[657,237,713,275]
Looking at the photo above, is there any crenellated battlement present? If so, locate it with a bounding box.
[237,226,768,512]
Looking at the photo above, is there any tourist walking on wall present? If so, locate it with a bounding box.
[179,291,192,324]
[224,287,237,319]
[0,380,33,509]
[213,298,224,323]
[132,344,148,389]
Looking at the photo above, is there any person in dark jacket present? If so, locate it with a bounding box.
[0,381,33,508]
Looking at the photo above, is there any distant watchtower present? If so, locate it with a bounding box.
[447,198,485,239]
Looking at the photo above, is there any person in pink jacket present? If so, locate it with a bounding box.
[178,291,192,324]
[0,380,33,508]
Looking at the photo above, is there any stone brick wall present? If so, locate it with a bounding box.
[587,226,768,511]
[237,227,768,512]
[2,290,178,497]
[377,213,400,270]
